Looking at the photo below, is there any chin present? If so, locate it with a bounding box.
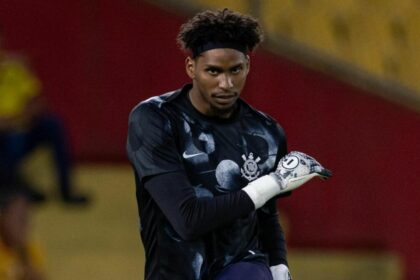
[211,104,236,117]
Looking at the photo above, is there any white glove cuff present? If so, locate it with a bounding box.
[242,175,280,209]
[270,264,292,280]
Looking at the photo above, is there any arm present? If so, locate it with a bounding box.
[257,123,291,279]
[258,201,293,280]
[257,200,287,266]
[144,171,254,240]
[127,103,331,242]
[127,103,254,240]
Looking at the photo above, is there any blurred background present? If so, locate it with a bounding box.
[0,0,419,279]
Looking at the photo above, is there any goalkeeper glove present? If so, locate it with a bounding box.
[270,264,292,280]
[271,151,332,192]
[243,151,331,209]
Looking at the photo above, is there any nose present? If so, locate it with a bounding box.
[218,74,234,90]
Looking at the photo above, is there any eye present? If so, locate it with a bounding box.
[231,66,243,74]
[206,68,220,76]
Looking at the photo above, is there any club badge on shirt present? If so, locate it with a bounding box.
[241,153,261,181]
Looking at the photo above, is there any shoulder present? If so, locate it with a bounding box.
[240,99,285,136]
[128,88,182,123]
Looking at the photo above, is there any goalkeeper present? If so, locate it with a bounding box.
[127,8,331,280]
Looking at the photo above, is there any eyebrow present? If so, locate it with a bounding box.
[204,63,244,71]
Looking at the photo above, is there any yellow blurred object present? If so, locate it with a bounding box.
[260,0,420,93]
[169,0,420,102]
[0,240,46,280]
[0,57,41,118]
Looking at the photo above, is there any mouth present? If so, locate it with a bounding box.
[212,93,237,104]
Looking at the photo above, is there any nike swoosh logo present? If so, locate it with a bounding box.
[182,151,206,159]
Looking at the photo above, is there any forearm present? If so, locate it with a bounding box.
[145,171,255,240]
[257,200,288,266]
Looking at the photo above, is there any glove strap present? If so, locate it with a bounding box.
[242,175,280,209]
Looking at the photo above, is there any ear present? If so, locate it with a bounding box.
[245,55,250,74]
[185,56,195,79]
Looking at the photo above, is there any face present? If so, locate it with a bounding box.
[186,48,250,118]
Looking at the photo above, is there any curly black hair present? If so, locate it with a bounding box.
[177,8,263,56]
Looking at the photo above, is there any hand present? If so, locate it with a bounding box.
[270,151,332,193]
[270,264,292,280]
[242,151,331,209]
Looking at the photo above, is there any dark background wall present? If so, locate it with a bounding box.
[1,0,419,278]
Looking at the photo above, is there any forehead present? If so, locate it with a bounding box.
[196,48,248,66]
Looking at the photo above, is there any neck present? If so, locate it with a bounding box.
[188,88,235,119]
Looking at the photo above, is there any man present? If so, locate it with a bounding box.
[0,31,89,204]
[127,9,331,280]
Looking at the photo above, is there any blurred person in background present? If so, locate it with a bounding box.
[0,29,89,205]
[127,9,330,280]
[0,181,45,280]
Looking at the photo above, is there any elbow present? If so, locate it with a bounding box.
[173,220,201,241]
[174,212,203,241]
[173,202,203,241]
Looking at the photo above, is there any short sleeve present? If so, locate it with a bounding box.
[126,102,184,182]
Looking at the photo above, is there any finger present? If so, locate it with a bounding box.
[317,168,332,178]
[287,173,319,191]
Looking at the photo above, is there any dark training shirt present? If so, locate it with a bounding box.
[127,84,288,280]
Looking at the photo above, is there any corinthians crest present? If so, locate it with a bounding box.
[241,153,261,181]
